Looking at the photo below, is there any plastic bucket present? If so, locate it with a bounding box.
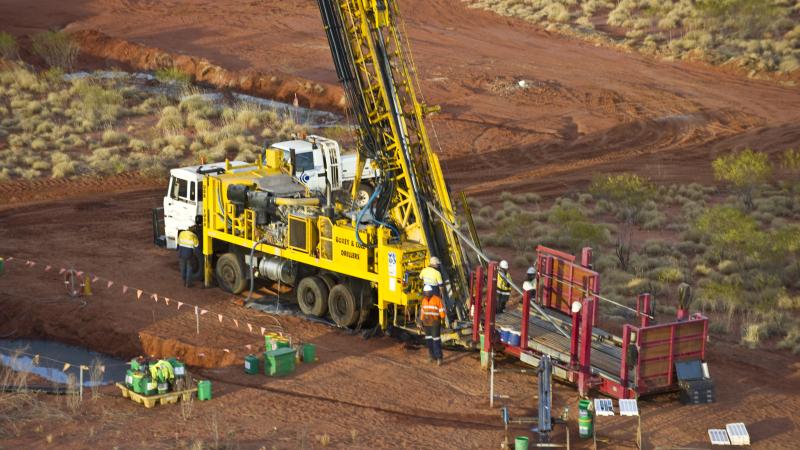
[197,380,212,401]
[514,436,529,450]
[144,378,158,396]
[302,343,316,363]
[579,416,593,439]
[578,399,591,418]
[509,331,521,347]
[244,354,259,374]
[131,372,145,393]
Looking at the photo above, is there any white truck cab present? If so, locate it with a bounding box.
[270,135,378,196]
[156,136,377,249]
[161,161,250,249]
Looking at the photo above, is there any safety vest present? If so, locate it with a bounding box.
[523,278,537,292]
[148,360,175,383]
[420,266,443,286]
[497,272,512,293]
[178,230,199,249]
[420,294,445,325]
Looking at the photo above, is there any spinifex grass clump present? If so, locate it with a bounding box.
[0,65,306,180]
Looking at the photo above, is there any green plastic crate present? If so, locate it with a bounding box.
[264,348,296,376]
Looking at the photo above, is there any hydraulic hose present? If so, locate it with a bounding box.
[244,236,270,306]
[355,183,383,247]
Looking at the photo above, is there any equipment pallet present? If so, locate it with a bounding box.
[115,383,197,408]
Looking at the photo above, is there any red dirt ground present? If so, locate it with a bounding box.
[2,0,800,448]
[1,189,799,449]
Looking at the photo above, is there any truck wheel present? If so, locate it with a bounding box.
[328,284,359,327]
[296,276,329,317]
[215,253,247,294]
[354,183,374,208]
[318,273,338,292]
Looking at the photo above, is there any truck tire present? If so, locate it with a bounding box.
[318,273,338,292]
[328,284,359,327]
[296,276,329,317]
[215,253,247,294]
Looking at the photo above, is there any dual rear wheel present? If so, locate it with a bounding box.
[296,275,370,328]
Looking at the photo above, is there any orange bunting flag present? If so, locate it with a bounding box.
[198,353,205,357]
[233,319,239,328]
[25,260,32,266]
[164,298,170,305]
[59,268,66,275]
[260,327,266,335]
[44,265,52,272]
[92,275,99,283]
[5,257,11,261]
[107,281,114,289]
[223,348,230,353]
[122,286,129,295]
[62,363,71,372]
[200,309,208,315]
[245,344,252,350]
[247,323,253,333]
[151,294,158,302]
[177,302,184,310]
[76,271,83,277]
[218,314,223,323]
[136,289,143,300]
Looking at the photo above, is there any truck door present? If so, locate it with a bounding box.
[163,175,199,249]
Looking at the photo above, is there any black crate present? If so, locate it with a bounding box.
[679,379,715,404]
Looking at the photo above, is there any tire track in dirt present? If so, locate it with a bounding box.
[0,174,163,210]
[452,108,765,195]
[199,372,498,431]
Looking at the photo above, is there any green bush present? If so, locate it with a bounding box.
[155,66,191,85]
[31,30,79,70]
[712,148,772,209]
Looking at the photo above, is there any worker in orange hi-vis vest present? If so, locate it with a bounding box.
[420,284,446,366]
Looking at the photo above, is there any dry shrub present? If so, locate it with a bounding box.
[31,30,79,70]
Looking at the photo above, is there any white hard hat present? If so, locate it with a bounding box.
[429,256,441,266]
[499,260,509,270]
[423,284,433,293]
[526,266,536,275]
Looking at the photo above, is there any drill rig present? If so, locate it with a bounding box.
[198,0,472,338]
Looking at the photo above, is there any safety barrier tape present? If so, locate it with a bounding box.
[0,256,291,358]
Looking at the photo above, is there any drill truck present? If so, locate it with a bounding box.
[154,0,473,337]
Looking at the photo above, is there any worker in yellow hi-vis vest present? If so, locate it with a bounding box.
[177,227,199,288]
[497,260,512,313]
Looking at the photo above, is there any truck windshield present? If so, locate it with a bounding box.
[283,149,315,173]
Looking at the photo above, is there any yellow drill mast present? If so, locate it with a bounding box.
[316,0,469,320]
